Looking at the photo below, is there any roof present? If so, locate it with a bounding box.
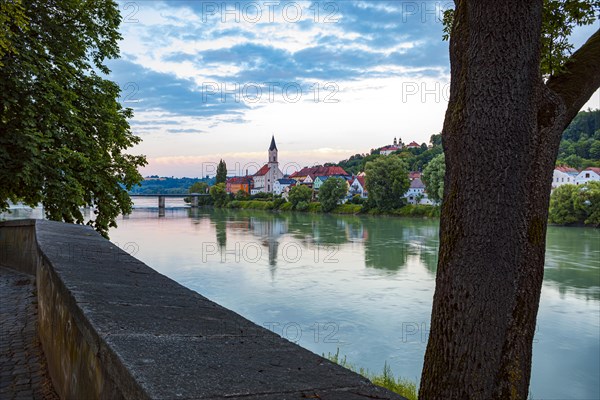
[254,164,270,176]
[269,135,277,151]
[276,178,296,185]
[583,167,600,174]
[226,176,252,184]
[381,145,400,152]
[353,176,366,188]
[290,166,349,178]
[409,171,422,179]
[315,176,329,182]
[407,141,420,147]
[555,166,579,174]
[410,178,426,189]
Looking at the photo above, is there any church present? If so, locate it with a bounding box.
[251,136,284,194]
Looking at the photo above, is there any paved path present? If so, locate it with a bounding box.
[0,267,58,400]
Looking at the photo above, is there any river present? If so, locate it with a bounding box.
[4,205,599,399]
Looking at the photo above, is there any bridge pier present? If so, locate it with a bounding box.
[191,194,199,208]
[158,196,165,209]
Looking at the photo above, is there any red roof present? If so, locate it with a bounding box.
[254,164,270,176]
[290,166,349,178]
[353,176,366,188]
[381,145,400,152]
[584,167,600,174]
[409,171,422,180]
[227,176,252,184]
[555,166,578,173]
[407,141,420,147]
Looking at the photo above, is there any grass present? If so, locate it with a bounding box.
[325,349,418,400]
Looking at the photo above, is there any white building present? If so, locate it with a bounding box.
[273,178,296,195]
[252,136,284,194]
[575,167,600,185]
[405,178,434,205]
[349,176,368,198]
[552,166,579,189]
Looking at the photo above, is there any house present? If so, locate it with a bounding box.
[405,178,434,205]
[226,176,253,194]
[380,145,401,156]
[408,171,422,181]
[349,176,368,198]
[252,136,284,194]
[407,141,420,149]
[290,166,349,181]
[575,167,600,185]
[552,166,579,189]
[273,178,296,195]
[313,176,329,190]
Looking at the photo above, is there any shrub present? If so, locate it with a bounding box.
[296,201,309,211]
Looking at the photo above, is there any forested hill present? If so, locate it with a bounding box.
[330,109,599,174]
[557,109,600,168]
[128,176,215,194]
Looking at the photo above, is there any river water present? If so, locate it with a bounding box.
[4,205,599,399]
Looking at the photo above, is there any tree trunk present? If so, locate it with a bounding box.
[420,1,567,398]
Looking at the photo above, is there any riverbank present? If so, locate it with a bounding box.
[226,200,440,218]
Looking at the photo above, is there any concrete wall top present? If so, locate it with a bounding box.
[0,219,406,400]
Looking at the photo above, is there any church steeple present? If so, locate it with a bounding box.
[268,135,278,164]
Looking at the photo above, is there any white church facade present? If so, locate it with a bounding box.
[251,136,284,194]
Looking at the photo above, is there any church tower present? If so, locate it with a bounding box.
[268,135,278,165]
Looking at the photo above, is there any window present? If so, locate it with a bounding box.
[586,173,590,178]
[562,178,564,182]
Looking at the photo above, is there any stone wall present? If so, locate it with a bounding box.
[0,219,405,400]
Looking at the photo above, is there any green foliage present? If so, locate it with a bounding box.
[295,201,309,211]
[395,204,440,218]
[210,183,229,207]
[557,109,600,168]
[0,0,28,67]
[350,194,365,205]
[216,159,227,184]
[0,0,147,238]
[307,202,322,213]
[332,203,362,214]
[319,177,348,212]
[365,156,410,211]
[442,1,600,76]
[548,183,600,226]
[279,202,293,211]
[235,190,249,200]
[421,154,445,203]
[189,181,209,194]
[324,349,417,400]
[288,185,313,209]
[541,0,599,76]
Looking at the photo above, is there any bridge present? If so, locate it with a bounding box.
[129,193,210,209]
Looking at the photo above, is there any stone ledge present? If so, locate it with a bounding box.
[0,219,406,399]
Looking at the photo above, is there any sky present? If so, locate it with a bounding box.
[109,1,600,178]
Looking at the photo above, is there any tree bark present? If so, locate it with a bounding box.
[420,2,599,399]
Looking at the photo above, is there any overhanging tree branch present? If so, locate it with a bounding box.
[546,28,600,127]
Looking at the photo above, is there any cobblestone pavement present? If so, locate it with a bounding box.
[0,267,59,400]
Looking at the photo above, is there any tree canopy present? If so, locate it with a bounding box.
[318,177,348,212]
[216,159,227,184]
[0,0,146,237]
[421,153,445,203]
[365,156,409,211]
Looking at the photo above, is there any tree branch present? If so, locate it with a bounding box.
[546,28,600,128]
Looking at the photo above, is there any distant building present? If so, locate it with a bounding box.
[273,178,296,195]
[575,167,600,185]
[380,145,401,156]
[226,176,253,194]
[552,166,579,189]
[290,166,349,181]
[252,136,284,194]
[408,171,422,181]
[406,141,420,149]
[405,178,434,205]
[349,176,368,198]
